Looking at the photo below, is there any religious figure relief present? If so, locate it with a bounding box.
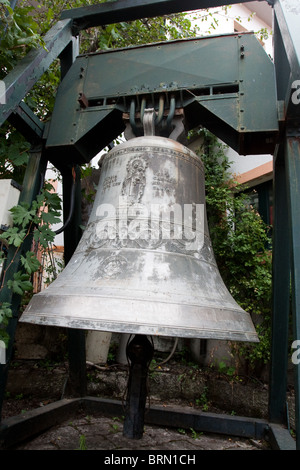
[121,156,148,203]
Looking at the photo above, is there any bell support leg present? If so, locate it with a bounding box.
[60,164,87,397]
[269,144,290,425]
[285,135,300,450]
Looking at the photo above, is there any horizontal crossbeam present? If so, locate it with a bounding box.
[61,0,273,32]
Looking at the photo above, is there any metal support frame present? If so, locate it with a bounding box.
[0,0,299,450]
[269,0,300,451]
[62,163,87,398]
[285,135,300,449]
[0,18,73,129]
[269,144,290,426]
[45,31,278,165]
[0,396,271,449]
[60,0,273,34]
[52,35,88,399]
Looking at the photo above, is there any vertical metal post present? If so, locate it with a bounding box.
[57,35,86,397]
[61,164,87,397]
[0,146,47,420]
[285,135,300,450]
[269,145,290,425]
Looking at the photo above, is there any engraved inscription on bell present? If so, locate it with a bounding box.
[102,175,121,192]
[152,169,177,198]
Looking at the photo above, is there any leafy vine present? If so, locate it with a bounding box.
[0,181,62,346]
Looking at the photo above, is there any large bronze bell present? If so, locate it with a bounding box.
[20,134,258,343]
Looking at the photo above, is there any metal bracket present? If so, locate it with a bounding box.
[143,108,156,136]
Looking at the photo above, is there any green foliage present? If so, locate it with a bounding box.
[0,302,12,346]
[0,182,62,346]
[7,271,32,295]
[0,0,45,73]
[217,360,236,377]
[20,251,41,275]
[191,129,272,369]
[0,128,31,184]
[0,226,27,247]
[77,434,87,450]
[195,386,209,411]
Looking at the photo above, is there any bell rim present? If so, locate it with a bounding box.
[20,293,259,343]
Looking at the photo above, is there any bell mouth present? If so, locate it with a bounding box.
[20,291,258,343]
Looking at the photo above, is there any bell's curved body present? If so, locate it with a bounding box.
[20,136,258,342]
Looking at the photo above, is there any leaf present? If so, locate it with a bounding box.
[44,190,61,212]
[0,302,12,325]
[41,210,61,225]
[0,329,10,347]
[33,224,55,248]
[46,8,54,22]
[7,272,32,295]
[10,202,36,228]
[20,251,40,274]
[7,142,29,166]
[0,227,27,247]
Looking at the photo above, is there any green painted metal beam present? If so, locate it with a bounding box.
[273,0,300,123]
[45,32,278,164]
[7,101,45,144]
[0,397,270,449]
[274,0,300,80]
[268,423,296,450]
[268,144,290,426]
[0,18,73,128]
[60,0,273,33]
[61,164,87,398]
[59,37,87,399]
[272,0,300,449]
[285,134,300,451]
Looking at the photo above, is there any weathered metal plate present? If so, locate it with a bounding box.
[46,32,278,163]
